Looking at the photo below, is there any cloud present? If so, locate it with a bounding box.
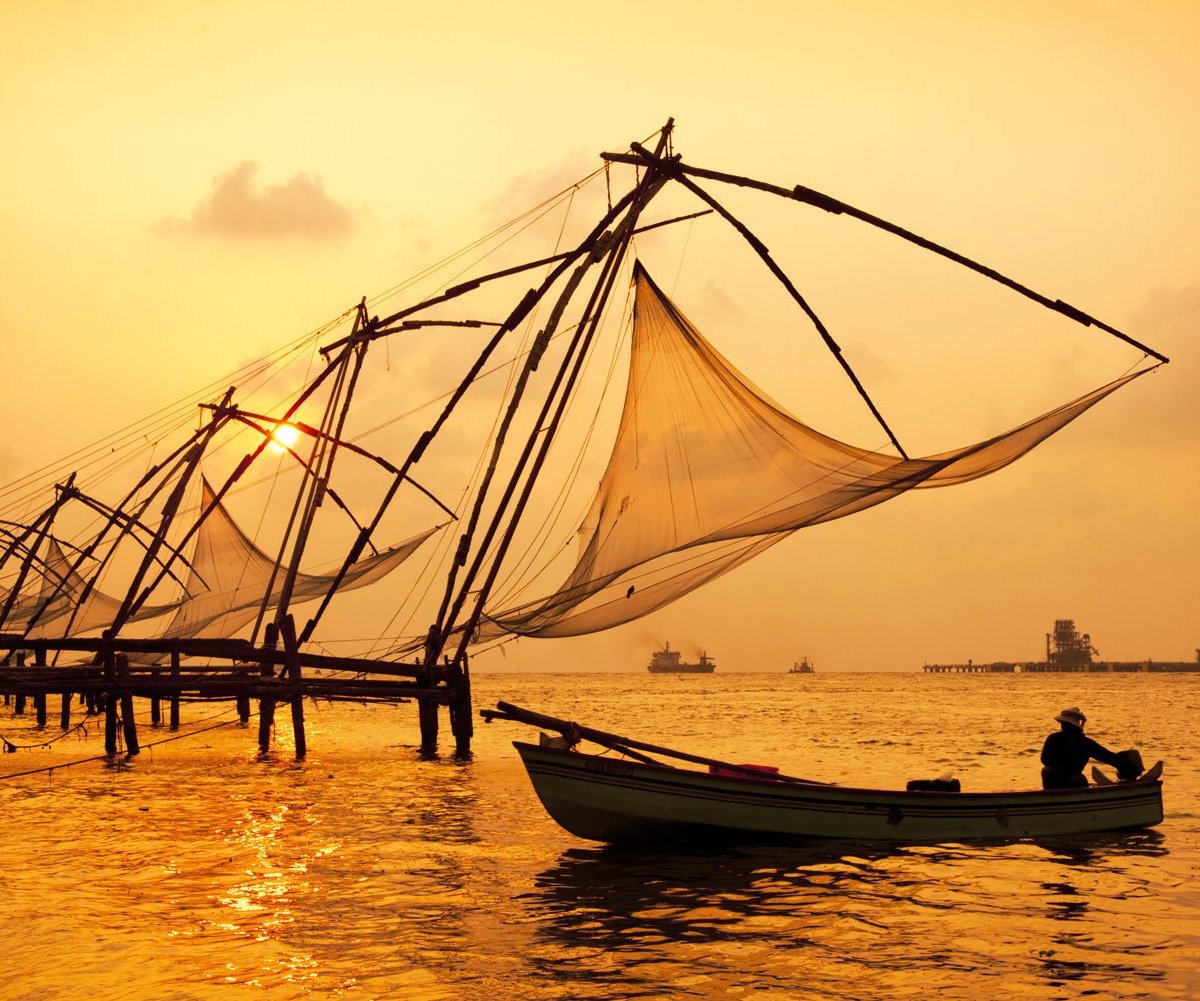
[159,162,356,239]
[482,150,604,230]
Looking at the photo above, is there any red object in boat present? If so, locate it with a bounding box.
[708,763,779,779]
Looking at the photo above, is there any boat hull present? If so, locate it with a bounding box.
[513,742,1164,843]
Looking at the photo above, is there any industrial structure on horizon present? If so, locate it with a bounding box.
[923,619,1199,674]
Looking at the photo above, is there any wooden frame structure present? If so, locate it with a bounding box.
[0,119,1169,766]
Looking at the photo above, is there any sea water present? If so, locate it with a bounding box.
[1,672,1196,1000]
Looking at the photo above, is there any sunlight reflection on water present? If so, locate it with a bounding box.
[0,672,1197,999]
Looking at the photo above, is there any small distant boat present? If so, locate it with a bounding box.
[788,657,815,674]
[647,642,715,674]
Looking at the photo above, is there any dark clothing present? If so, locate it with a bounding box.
[1040,726,1135,789]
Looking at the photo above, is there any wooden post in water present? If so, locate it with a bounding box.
[280,615,306,760]
[417,671,439,755]
[14,651,26,715]
[117,653,139,756]
[34,648,47,728]
[150,669,162,727]
[60,689,71,730]
[258,622,278,755]
[103,639,118,755]
[447,659,473,757]
[169,650,181,730]
[237,687,251,725]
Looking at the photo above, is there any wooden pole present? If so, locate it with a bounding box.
[447,661,473,757]
[59,690,71,730]
[150,669,162,727]
[485,701,832,786]
[280,615,306,760]
[417,634,438,755]
[117,653,139,756]
[257,622,277,755]
[628,144,909,460]
[109,391,235,635]
[14,651,25,715]
[447,202,652,665]
[34,647,47,728]
[103,641,118,755]
[297,182,662,647]
[169,650,181,730]
[601,150,1170,365]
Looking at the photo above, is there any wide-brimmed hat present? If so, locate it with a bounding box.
[1055,707,1087,728]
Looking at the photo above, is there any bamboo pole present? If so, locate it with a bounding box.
[298,180,661,647]
[601,150,1170,364]
[0,477,73,633]
[445,136,675,665]
[447,194,652,664]
[484,701,832,786]
[628,142,908,459]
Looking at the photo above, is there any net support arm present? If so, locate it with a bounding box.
[626,142,909,459]
[318,210,713,356]
[601,151,1169,364]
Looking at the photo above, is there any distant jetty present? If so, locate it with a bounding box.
[923,619,1200,673]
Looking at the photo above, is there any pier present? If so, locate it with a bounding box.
[0,620,473,759]
[922,619,1199,674]
[923,662,1017,673]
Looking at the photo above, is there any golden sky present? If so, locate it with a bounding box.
[2,2,1197,670]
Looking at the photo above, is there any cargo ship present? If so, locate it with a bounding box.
[647,642,716,674]
[788,657,815,674]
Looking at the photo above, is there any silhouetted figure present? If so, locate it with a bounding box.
[1040,707,1140,789]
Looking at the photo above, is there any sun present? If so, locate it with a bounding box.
[268,422,302,453]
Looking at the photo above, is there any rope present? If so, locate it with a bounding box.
[1,717,91,752]
[0,709,242,781]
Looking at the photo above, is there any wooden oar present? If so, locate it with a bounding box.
[482,701,833,786]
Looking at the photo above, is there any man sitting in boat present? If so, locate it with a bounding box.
[1040,707,1141,789]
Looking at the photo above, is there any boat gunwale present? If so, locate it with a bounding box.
[512,740,1164,804]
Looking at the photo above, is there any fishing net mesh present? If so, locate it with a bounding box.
[480,264,1144,639]
[155,479,438,641]
[12,480,436,641]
